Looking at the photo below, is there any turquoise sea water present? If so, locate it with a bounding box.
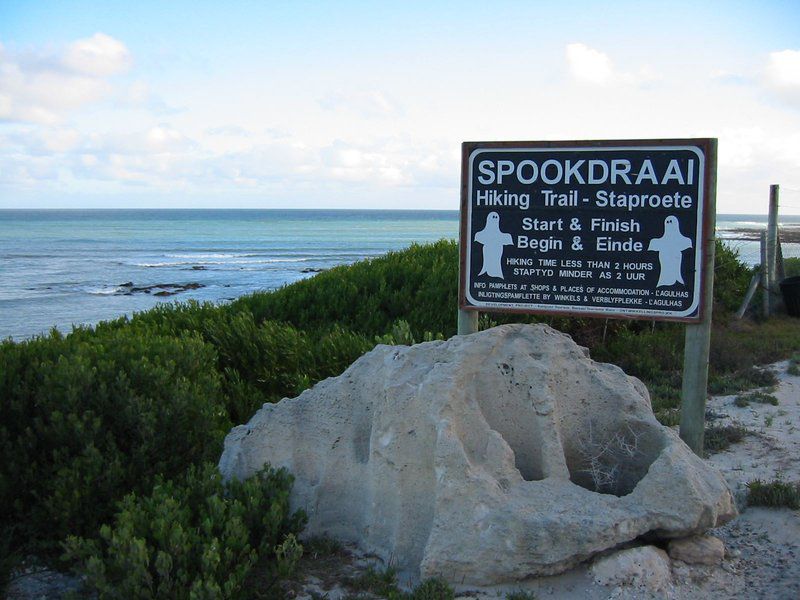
[0,210,458,340]
[1,210,799,340]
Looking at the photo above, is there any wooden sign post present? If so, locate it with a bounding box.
[679,139,717,454]
[458,139,717,455]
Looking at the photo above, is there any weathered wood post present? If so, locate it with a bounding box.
[458,202,479,335]
[679,139,717,456]
[766,185,782,314]
[761,231,769,318]
[457,308,479,335]
[735,268,761,319]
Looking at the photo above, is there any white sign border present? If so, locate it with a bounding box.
[464,145,706,319]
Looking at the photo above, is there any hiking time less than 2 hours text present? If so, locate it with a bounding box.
[459,140,712,322]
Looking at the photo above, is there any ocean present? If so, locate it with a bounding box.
[2,210,799,341]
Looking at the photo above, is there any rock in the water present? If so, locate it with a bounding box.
[219,324,736,584]
[668,534,726,565]
[114,281,204,296]
[591,546,672,592]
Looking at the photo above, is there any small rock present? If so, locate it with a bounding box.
[591,546,672,592]
[668,534,726,566]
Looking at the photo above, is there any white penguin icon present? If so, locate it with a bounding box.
[648,215,692,286]
[474,211,513,279]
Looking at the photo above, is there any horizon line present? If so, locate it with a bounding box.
[0,207,788,216]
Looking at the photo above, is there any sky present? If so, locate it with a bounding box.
[1,0,799,213]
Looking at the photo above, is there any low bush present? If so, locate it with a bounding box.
[343,566,454,600]
[788,353,800,376]
[734,391,779,407]
[708,365,778,396]
[230,240,460,340]
[746,478,800,509]
[712,240,754,315]
[63,463,306,599]
[0,327,227,553]
[409,578,455,600]
[506,592,538,600]
[784,257,800,278]
[704,423,749,455]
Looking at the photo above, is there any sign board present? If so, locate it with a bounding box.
[459,139,714,322]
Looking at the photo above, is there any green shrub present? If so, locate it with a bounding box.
[713,241,754,315]
[63,463,306,599]
[410,578,455,600]
[506,592,538,600]
[213,319,374,424]
[343,567,454,600]
[734,391,779,407]
[346,566,400,597]
[784,257,800,278]
[0,327,227,551]
[654,407,681,427]
[788,353,800,376]
[204,313,314,422]
[708,365,778,395]
[747,478,800,509]
[230,240,460,340]
[704,423,749,455]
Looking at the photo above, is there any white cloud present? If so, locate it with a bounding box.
[566,43,614,85]
[718,127,766,169]
[62,33,131,77]
[565,43,655,87]
[767,50,800,87]
[145,125,190,151]
[205,124,252,137]
[319,90,401,117]
[0,33,130,124]
[765,49,800,106]
[126,80,150,105]
[314,139,455,188]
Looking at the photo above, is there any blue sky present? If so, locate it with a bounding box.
[1,1,799,212]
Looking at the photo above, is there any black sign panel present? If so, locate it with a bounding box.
[459,140,713,322]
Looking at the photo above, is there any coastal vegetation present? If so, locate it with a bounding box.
[2,239,799,596]
[747,478,800,510]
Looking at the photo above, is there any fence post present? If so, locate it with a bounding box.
[761,231,769,318]
[767,185,783,313]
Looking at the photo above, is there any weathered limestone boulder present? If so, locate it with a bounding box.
[668,534,726,565]
[219,324,736,584]
[591,546,672,592]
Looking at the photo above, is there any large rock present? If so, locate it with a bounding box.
[668,534,726,565]
[219,324,736,584]
[591,546,672,592]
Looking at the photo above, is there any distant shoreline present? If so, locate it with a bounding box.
[723,225,800,243]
